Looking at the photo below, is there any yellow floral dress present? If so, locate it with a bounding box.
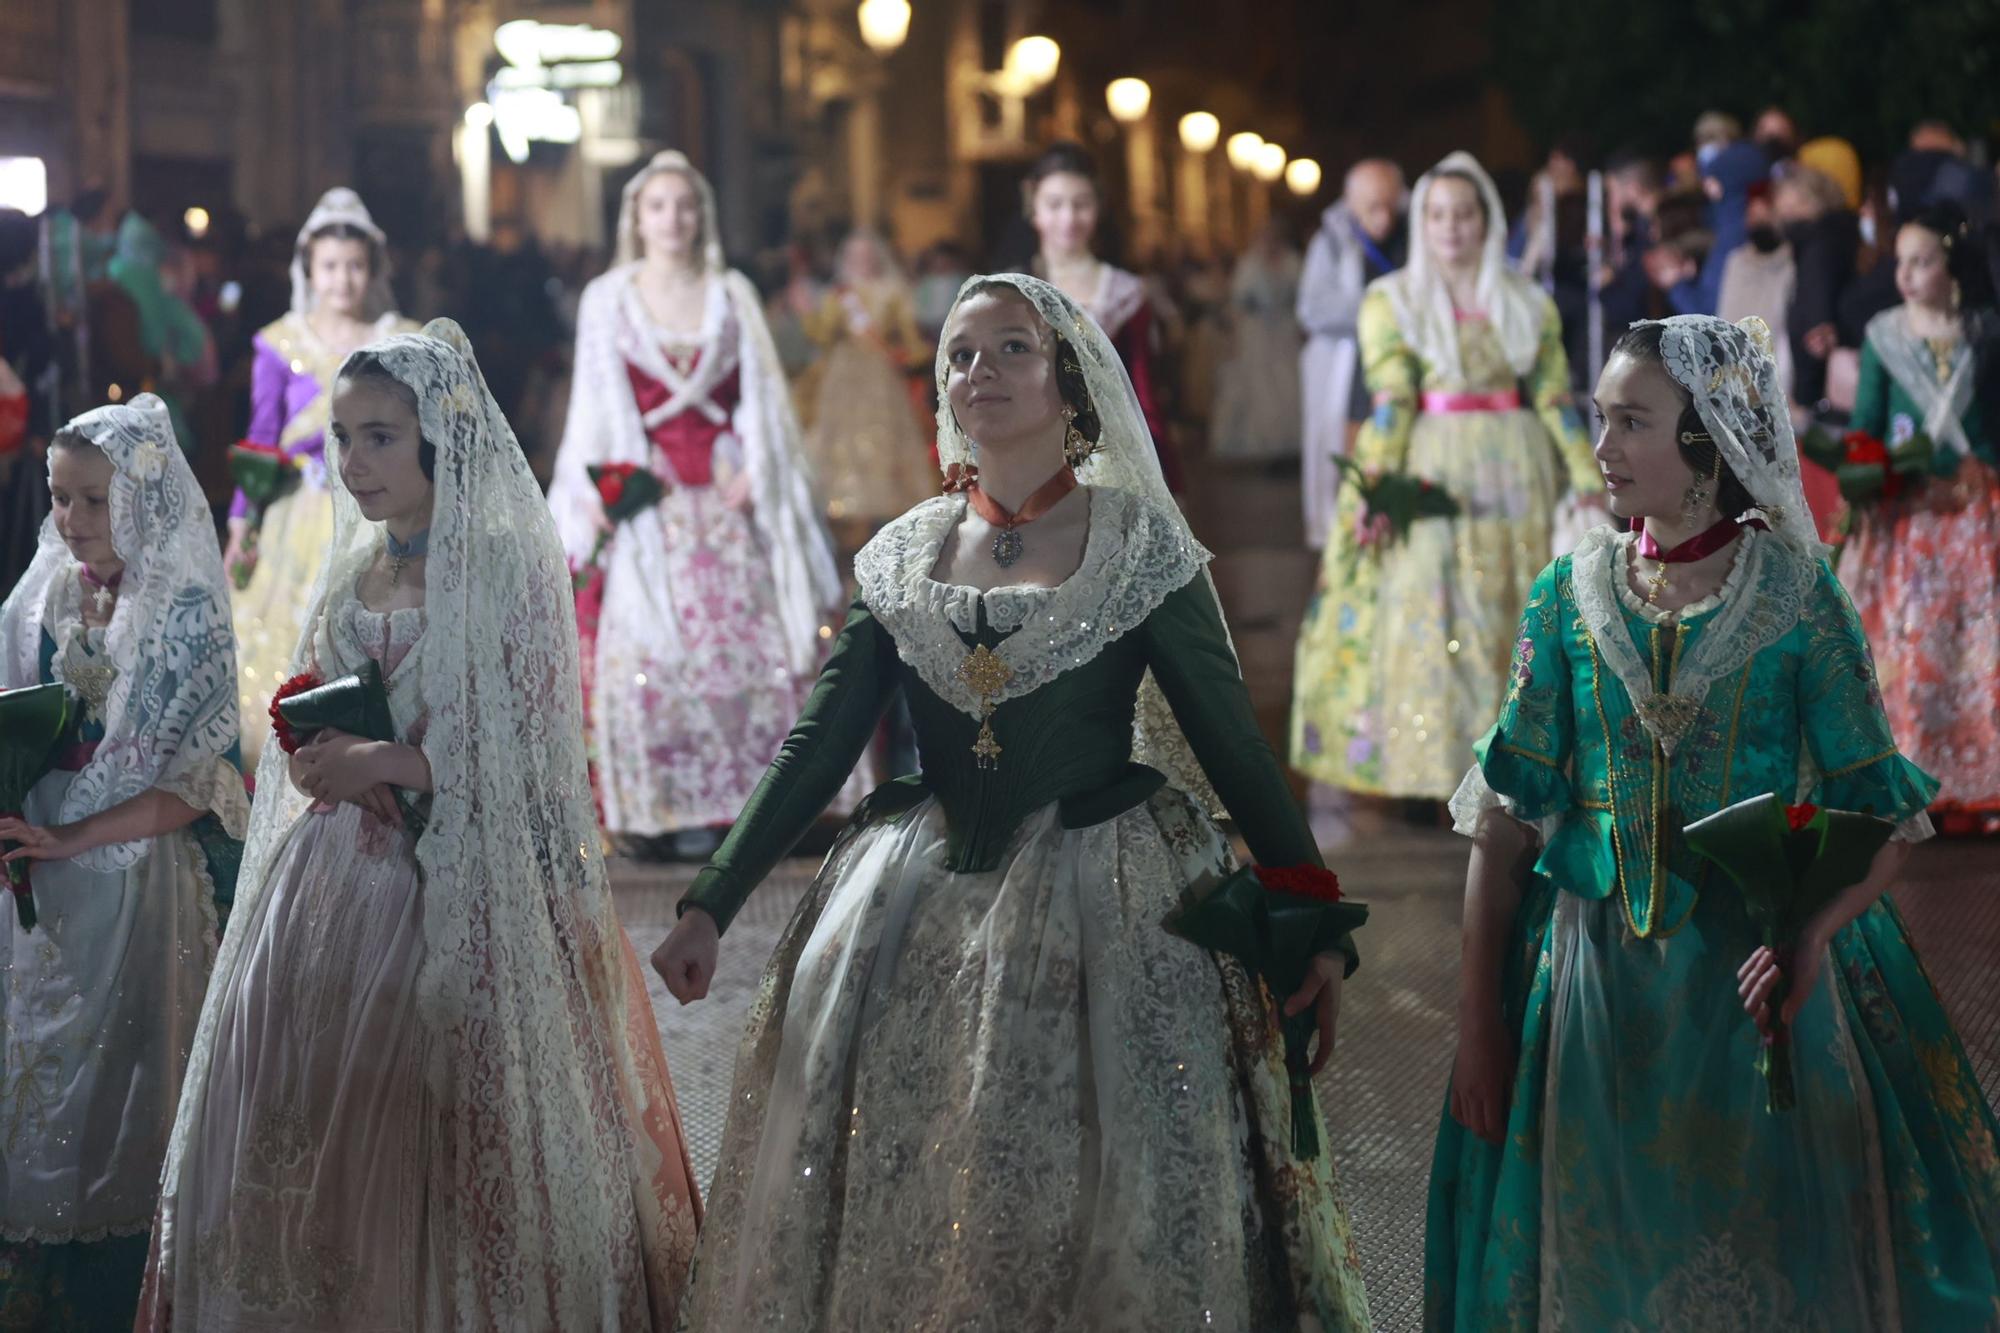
[1290,286,1600,799]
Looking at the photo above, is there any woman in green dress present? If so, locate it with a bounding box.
[651,273,1373,1331]
[1425,313,2000,1330]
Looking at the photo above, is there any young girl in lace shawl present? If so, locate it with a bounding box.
[139,320,700,1331]
[1429,316,2000,1329]
[0,395,246,1329]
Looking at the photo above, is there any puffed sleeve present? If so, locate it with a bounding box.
[1351,287,1418,473]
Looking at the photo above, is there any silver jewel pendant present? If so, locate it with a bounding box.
[991,528,1024,568]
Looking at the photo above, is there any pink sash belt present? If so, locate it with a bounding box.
[1421,389,1522,414]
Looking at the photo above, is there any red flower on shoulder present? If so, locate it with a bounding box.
[268,672,323,756]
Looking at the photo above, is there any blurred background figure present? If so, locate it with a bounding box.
[1209,219,1303,462]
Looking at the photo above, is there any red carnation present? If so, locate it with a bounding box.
[1255,864,1344,903]
[269,672,324,756]
[1784,803,1820,832]
[595,462,638,509]
[1841,431,1888,467]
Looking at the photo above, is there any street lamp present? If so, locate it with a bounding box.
[1178,111,1219,154]
[1252,141,1287,183]
[1105,77,1151,124]
[1285,157,1323,196]
[1004,35,1061,92]
[1225,132,1264,172]
[856,0,911,55]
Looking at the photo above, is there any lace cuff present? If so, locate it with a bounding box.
[156,755,252,839]
[1448,765,1564,844]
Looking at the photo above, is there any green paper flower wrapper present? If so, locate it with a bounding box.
[1336,456,1461,555]
[228,442,301,590]
[574,463,669,590]
[0,683,76,931]
[1163,864,1367,1159]
[1683,793,1895,1112]
[275,659,429,835]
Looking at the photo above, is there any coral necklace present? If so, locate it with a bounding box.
[964,468,1078,569]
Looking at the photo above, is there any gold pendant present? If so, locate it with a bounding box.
[389,554,407,586]
[1645,560,1670,605]
[955,643,1013,770]
[91,584,115,616]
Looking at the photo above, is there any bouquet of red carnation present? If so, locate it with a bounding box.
[1798,426,1933,506]
[0,684,75,931]
[575,463,668,590]
[271,660,427,834]
[1163,862,1368,1159]
[228,441,301,589]
[1684,793,1896,1112]
[1335,457,1460,554]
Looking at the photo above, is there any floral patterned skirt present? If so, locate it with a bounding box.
[1837,459,2000,814]
[1291,408,1564,799]
[678,788,1371,1332]
[1426,881,2000,1331]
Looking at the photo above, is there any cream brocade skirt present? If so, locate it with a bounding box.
[678,787,1372,1332]
[231,484,336,770]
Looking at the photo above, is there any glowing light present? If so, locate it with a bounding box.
[856,0,912,54]
[182,206,211,238]
[1225,132,1264,172]
[107,383,124,401]
[1284,157,1323,196]
[1004,36,1061,91]
[1178,112,1220,153]
[493,19,620,69]
[0,157,48,216]
[465,102,494,129]
[1252,141,1287,183]
[490,87,582,163]
[1105,78,1151,124]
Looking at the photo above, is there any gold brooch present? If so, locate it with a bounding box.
[955,644,1012,769]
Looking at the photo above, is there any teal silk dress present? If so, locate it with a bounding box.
[673,487,1372,1332]
[1426,525,2000,1331]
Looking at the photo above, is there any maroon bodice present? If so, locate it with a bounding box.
[625,351,740,486]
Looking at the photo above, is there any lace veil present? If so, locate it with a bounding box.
[613,149,726,271]
[933,272,1226,807]
[288,186,398,321]
[0,393,247,868]
[162,321,685,1321]
[1378,151,1546,383]
[1639,313,1824,557]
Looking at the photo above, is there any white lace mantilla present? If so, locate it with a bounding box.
[853,487,1209,720]
[1572,525,1815,756]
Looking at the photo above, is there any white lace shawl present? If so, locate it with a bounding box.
[0,394,247,867]
[163,321,685,1323]
[547,263,841,675]
[1864,305,1980,458]
[853,487,1209,716]
[1377,151,1546,383]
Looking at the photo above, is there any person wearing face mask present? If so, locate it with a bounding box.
[0,396,246,1328]
[225,188,419,770]
[650,273,1373,1330]
[1021,141,1183,490]
[1716,181,1797,395]
[1836,204,2000,833]
[796,229,934,532]
[1428,315,2000,1329]
[1774,166,1862,408]
[547,152,853,860]
[1291,152,1606,814]
[1298,158,1409,546]
[141,321,701,1329]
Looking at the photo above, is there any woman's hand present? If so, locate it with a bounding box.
[1282,953,1346,1075]
[1737,929,1829,1039]
[0,815,93,864]
[293,730,401,822]
[652,907,720,1004]
[720,470,754,512]
[224,519,257,584]
[1449,1003,1516,1145]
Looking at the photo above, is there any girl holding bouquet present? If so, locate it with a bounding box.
[547,152,847,855]
[651,275,1372,1330]
[0,395,247,1328]
[1428,315,2000,1329]
[140,321,700,1329]
[225,187,419,769]
[1290,152,1605,808]
[1835,202,2000,831]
